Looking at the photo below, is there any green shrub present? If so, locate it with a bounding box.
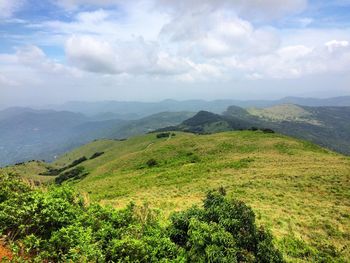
[90,152,104,160]
[0,174,284,262]
[156,132,171,139]
[55,166,88,185]
[146,158,158,167]
[41,156,87,176]
[168,190,284,263]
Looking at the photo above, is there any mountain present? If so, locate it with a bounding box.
[245,105,350,155]
[0,109,194,166]
[0,110,91,166]
[159,104,350,155]
[4,131,349,261]
[279,96,350,107]
[48,99,236,118]
[158,110,253,134]
[45,96,350,117]
[0,107,56,121]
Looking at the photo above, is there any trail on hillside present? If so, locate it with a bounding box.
[146,143,154,149]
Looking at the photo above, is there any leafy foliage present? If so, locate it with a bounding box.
[146,158,158,167]
[89,152,104,160]
[54,166,88,185]
[156,132,172,138]
[0,173,283,262]
[168,190,284,262]
[41,156,87,176]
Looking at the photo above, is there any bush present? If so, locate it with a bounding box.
[0,174,284,262]
[156,132,171,139]
[55,166,88,185]
[168,190,284,262]
[262,128,275,134]
[41,156,88,176]
[146,158,158,167]
[90,152,104,160]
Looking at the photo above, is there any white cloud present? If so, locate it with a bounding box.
[277,45,312,60]
[0,0,24,19]
[0,73,18,86]
[15,45,79,75]
[2,0,350,105]
[224,40,350,79]
[0,45,80,90]
[65,35,119,74]
[65,35,196,76]
[325,40,349,52]
[159,8,280,59]
[156,0,307,20]
[75,9,110,23]
[54,0,123,10]
[32,4,169,45]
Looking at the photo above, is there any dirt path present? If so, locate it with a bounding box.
[145,143,154,149]
[0,242,12,261]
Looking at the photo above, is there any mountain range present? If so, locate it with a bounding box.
[45,96,350,118]
[0,107,194,166]
[1,95,350,166]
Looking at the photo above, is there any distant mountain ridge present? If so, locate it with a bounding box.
[0,109,194,166]
[45,96,350,117]
[1,95,350,166]
[159,104,350,155]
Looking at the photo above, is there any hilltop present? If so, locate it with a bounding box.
[159,105,350,155]
[6,130,349,261]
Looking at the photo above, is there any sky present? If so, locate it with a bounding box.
[0,0,350,107]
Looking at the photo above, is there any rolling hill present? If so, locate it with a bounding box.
[2,97,350,166]
[159,104,350,155]
[5,131,349,262]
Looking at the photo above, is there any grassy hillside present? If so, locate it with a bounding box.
[46,131,350,262]
[165,105,350,155]
[0,160,55,183]
[247,104,321,125]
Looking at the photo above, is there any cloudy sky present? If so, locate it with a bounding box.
[0,0,350,107]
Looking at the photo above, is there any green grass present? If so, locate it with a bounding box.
[248,104,322,125]
[3,131,350,262]
[0,161,55,183]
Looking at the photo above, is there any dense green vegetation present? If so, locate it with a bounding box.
[0,173,283,262]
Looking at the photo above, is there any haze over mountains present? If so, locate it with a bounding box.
[1,95,350,166]
[45,95,350,118]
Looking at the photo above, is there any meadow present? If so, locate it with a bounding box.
[3,131,350,261]
[48,131,350,262]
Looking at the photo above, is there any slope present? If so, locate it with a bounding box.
[45,131,350,262]
[162,105,350,155]
[244,105,350,155]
